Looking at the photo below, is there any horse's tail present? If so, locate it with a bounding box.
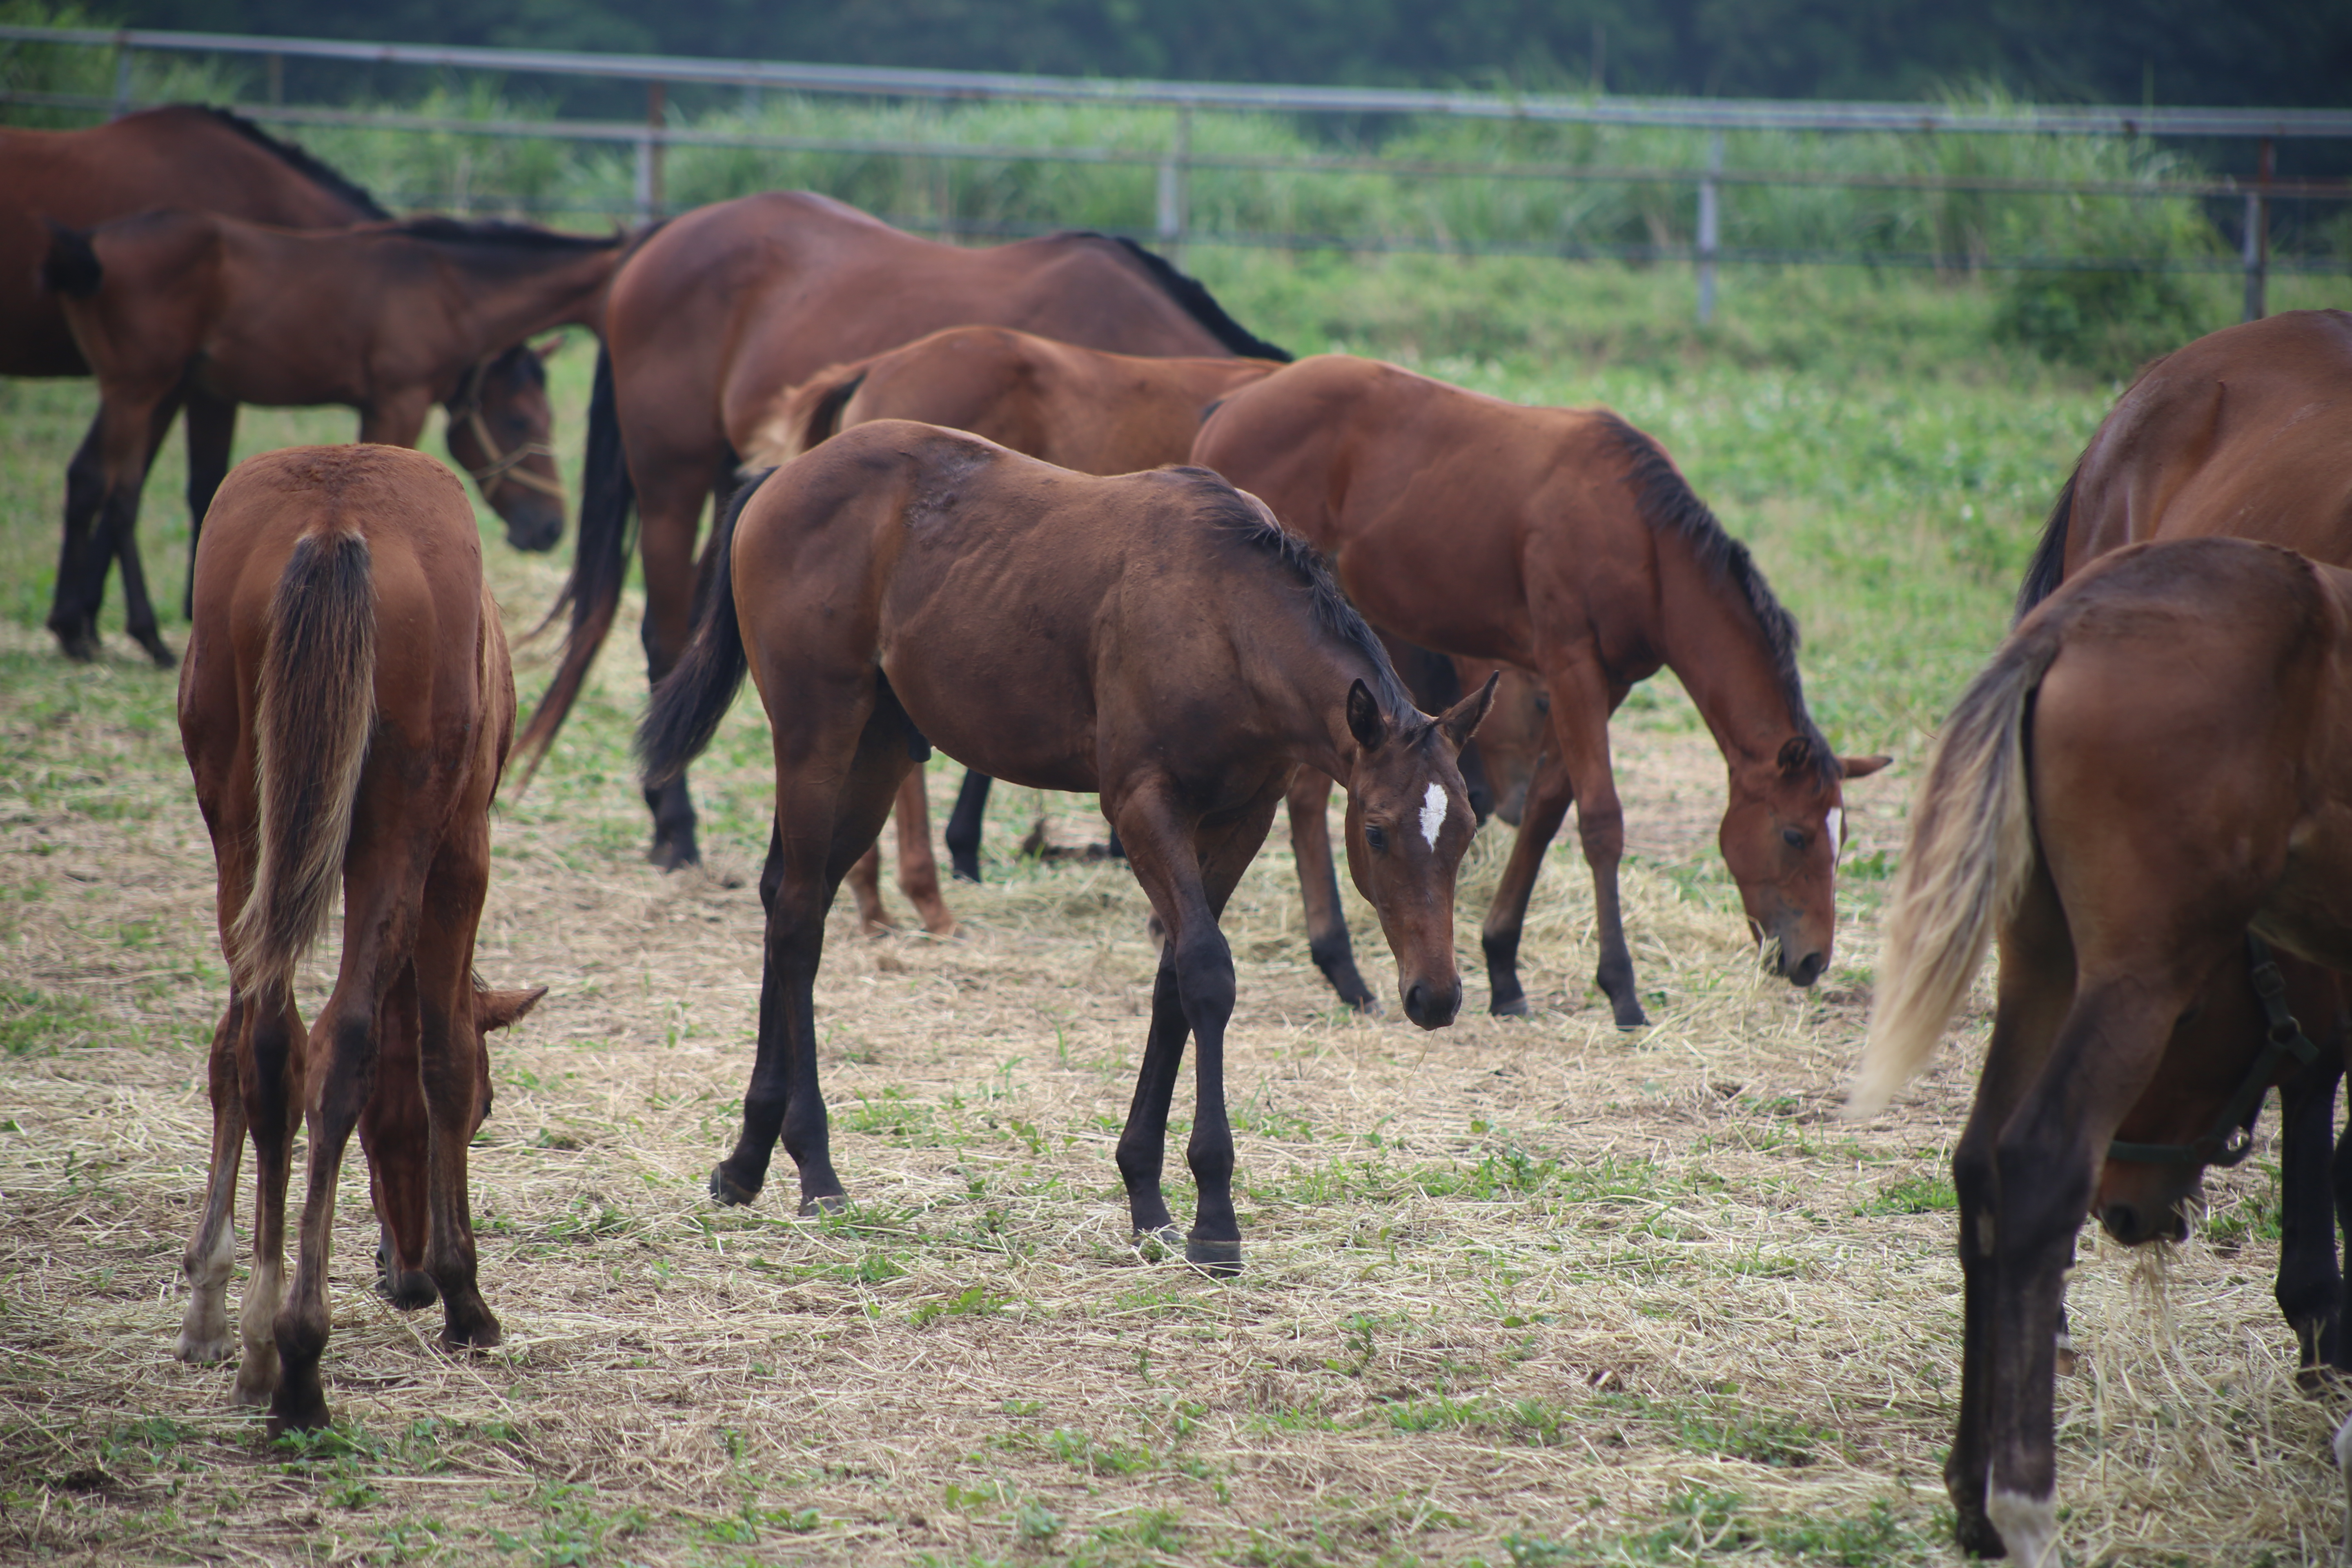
[227,530,377,989]
[514,340,632,786]
[1850,617,2065,1117]
[39,218,102,298]
[2013,460,2081,623]
[637,470,771,788]
[742,367,868,471]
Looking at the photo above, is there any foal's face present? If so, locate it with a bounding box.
[1341,677,1496,1029]
[1719,737,1888,987]
[444,342,566,553]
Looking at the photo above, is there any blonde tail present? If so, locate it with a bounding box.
[227,530,376,988]
[1849,625,2061,1116]
[739,364,870,472]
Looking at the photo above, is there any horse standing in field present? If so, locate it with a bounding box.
[516,191,1288,871]
[742,323,1287,935]
[639,422,1491,1273]
[176,443,539,1435]
[1193,354,1886,1025]
[0,106,570,646]
[1857,537,2352,1568]
[40,211,620,667]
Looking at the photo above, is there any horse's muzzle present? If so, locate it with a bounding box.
[1784,948,1826,987]
[1403,978,1462,1030]
[503,507,564,554]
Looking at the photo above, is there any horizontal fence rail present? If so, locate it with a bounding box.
[4,23,2347,321]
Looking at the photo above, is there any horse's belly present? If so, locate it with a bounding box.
[2262,824,2352,969]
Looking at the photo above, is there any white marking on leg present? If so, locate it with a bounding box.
[176,1216,238,1365]
[1987,1486,2060,1568]
[232,1256,283,1406]
[1825,806,1843,860]
[1418,782,1448,849]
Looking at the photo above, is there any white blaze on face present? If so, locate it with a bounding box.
[1825,806,1844,861]
[1419,782,1449,849]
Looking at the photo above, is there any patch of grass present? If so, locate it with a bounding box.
[1594,1392,1834,1469]
[0,982,99,1056]
[1858,1173,1960,1216]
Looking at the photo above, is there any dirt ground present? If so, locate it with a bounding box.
[2,542,2345,1566]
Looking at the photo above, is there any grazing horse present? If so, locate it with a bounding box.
[2016,308,2352,1387]
[1193,355,1886,1025]
[175,443,535,1435]
[40,211,619,666]
[1855,537,2352,1568]
[0,106,568,637]
[516,191,1287,871]
[742,324,1285,935]
[638,422,1491,1273]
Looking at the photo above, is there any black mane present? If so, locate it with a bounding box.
[1071,233,1292,363]
[1166,467,1414,719]
[191,105,389,220]
[387,216,624,251]
[1599,414,1838,785]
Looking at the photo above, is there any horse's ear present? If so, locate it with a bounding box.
[1776,735,1815,774]
[475,985,548,1033]
[1439,671,1499,749]
[532,334,566,362]
[1346,679,1386,753]
[1840,753,1892,780]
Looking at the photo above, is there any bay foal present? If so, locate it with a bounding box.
[176,445,537,1433]
[641,423,1491,1272]
[1858,538,2352,1567]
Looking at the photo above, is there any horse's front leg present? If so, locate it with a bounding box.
[180,391,237,620]
[2276,1032,2345,1379]
[1283,766,1378,1011]
[52,387,179,664]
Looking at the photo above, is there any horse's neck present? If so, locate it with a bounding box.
[440,247,614,347]
[1648,534,1805,772]
[1259,629,1379,788]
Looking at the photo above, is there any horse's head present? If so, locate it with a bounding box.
[1718,735,1890,987]
[1341,673,1497,1029]
[467,982,548,1133]
[445,340,566,552]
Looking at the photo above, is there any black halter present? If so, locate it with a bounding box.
[2107,932,2321,1168]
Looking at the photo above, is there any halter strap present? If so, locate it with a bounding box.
[2106,931,2322,1168]
[449,361,565,502]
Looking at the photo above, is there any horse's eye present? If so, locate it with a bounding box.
[1366,824,1388,853]
[1782,828,1805,849]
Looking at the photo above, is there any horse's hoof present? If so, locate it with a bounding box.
[1488,992,1530,1018]
[52,625,98,662]
[175,1329,234,1366]
[1949,1505,2005,1558]
[377,1269,439,1311]
[1134,1225,1184,1259]
[135,633,177,669]
[2295,1364,2343,1396]
[440,1314,502,1352]
[709,1166,760,1207]
[1610,1002,1649,1030]
[1185,1237,1243,1278]
[797,1193,849,1219]
[266,1388,331,1438]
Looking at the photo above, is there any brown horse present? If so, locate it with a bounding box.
[41,211,619,666]
[742,323,1285,935]
[175,443,536,1435]
[0,107,567,637]
[517,191,1287,871]
[1856,537,2352,1567]
[638,423,1491,1273]
[2018,308,2352,1388]
[1193,354,1886,1026]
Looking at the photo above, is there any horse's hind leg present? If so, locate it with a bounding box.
[1284,767,1377,1011]
[1946,859,2074,1556]
[412,821,502,1352]
[232,980,305,1409]
[712,695,904,1213]
[177,994,247,1365]
[891,770,956,936]
[359,962,437,1310]
[845,844,895,935]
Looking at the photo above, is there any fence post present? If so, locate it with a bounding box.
[635,81,668,223]
[1695,128,1722,325]
[1157,105,1191,262]
[2241,136,2272,323]
[109,41,133,118]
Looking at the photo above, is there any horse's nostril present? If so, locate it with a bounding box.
[2101,1204,2140,1243]
[1788,950,1826,987]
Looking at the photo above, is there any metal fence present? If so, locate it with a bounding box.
[5,22,2350,323]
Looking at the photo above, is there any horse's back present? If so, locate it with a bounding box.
[2070,310,2352,566]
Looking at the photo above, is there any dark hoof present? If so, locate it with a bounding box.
[797,1193,849,1219]
[377,1268,439,1311]
[1951,1506,2006,1558]
[440,1314,502,1352]
[1185,1236,1243,1277]
[649,835,701,873]
[134,632,177,669]
[1610,1002,1649,1030]
[2295,1364,2343,1396]
[267,1385,331,1438]
[51,623,99,662]
[949,856,981,884]
[1489,992,1530,1018]
[709,1165,762,1207]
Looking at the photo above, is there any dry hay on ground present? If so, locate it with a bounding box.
[1,547,2347,1566]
